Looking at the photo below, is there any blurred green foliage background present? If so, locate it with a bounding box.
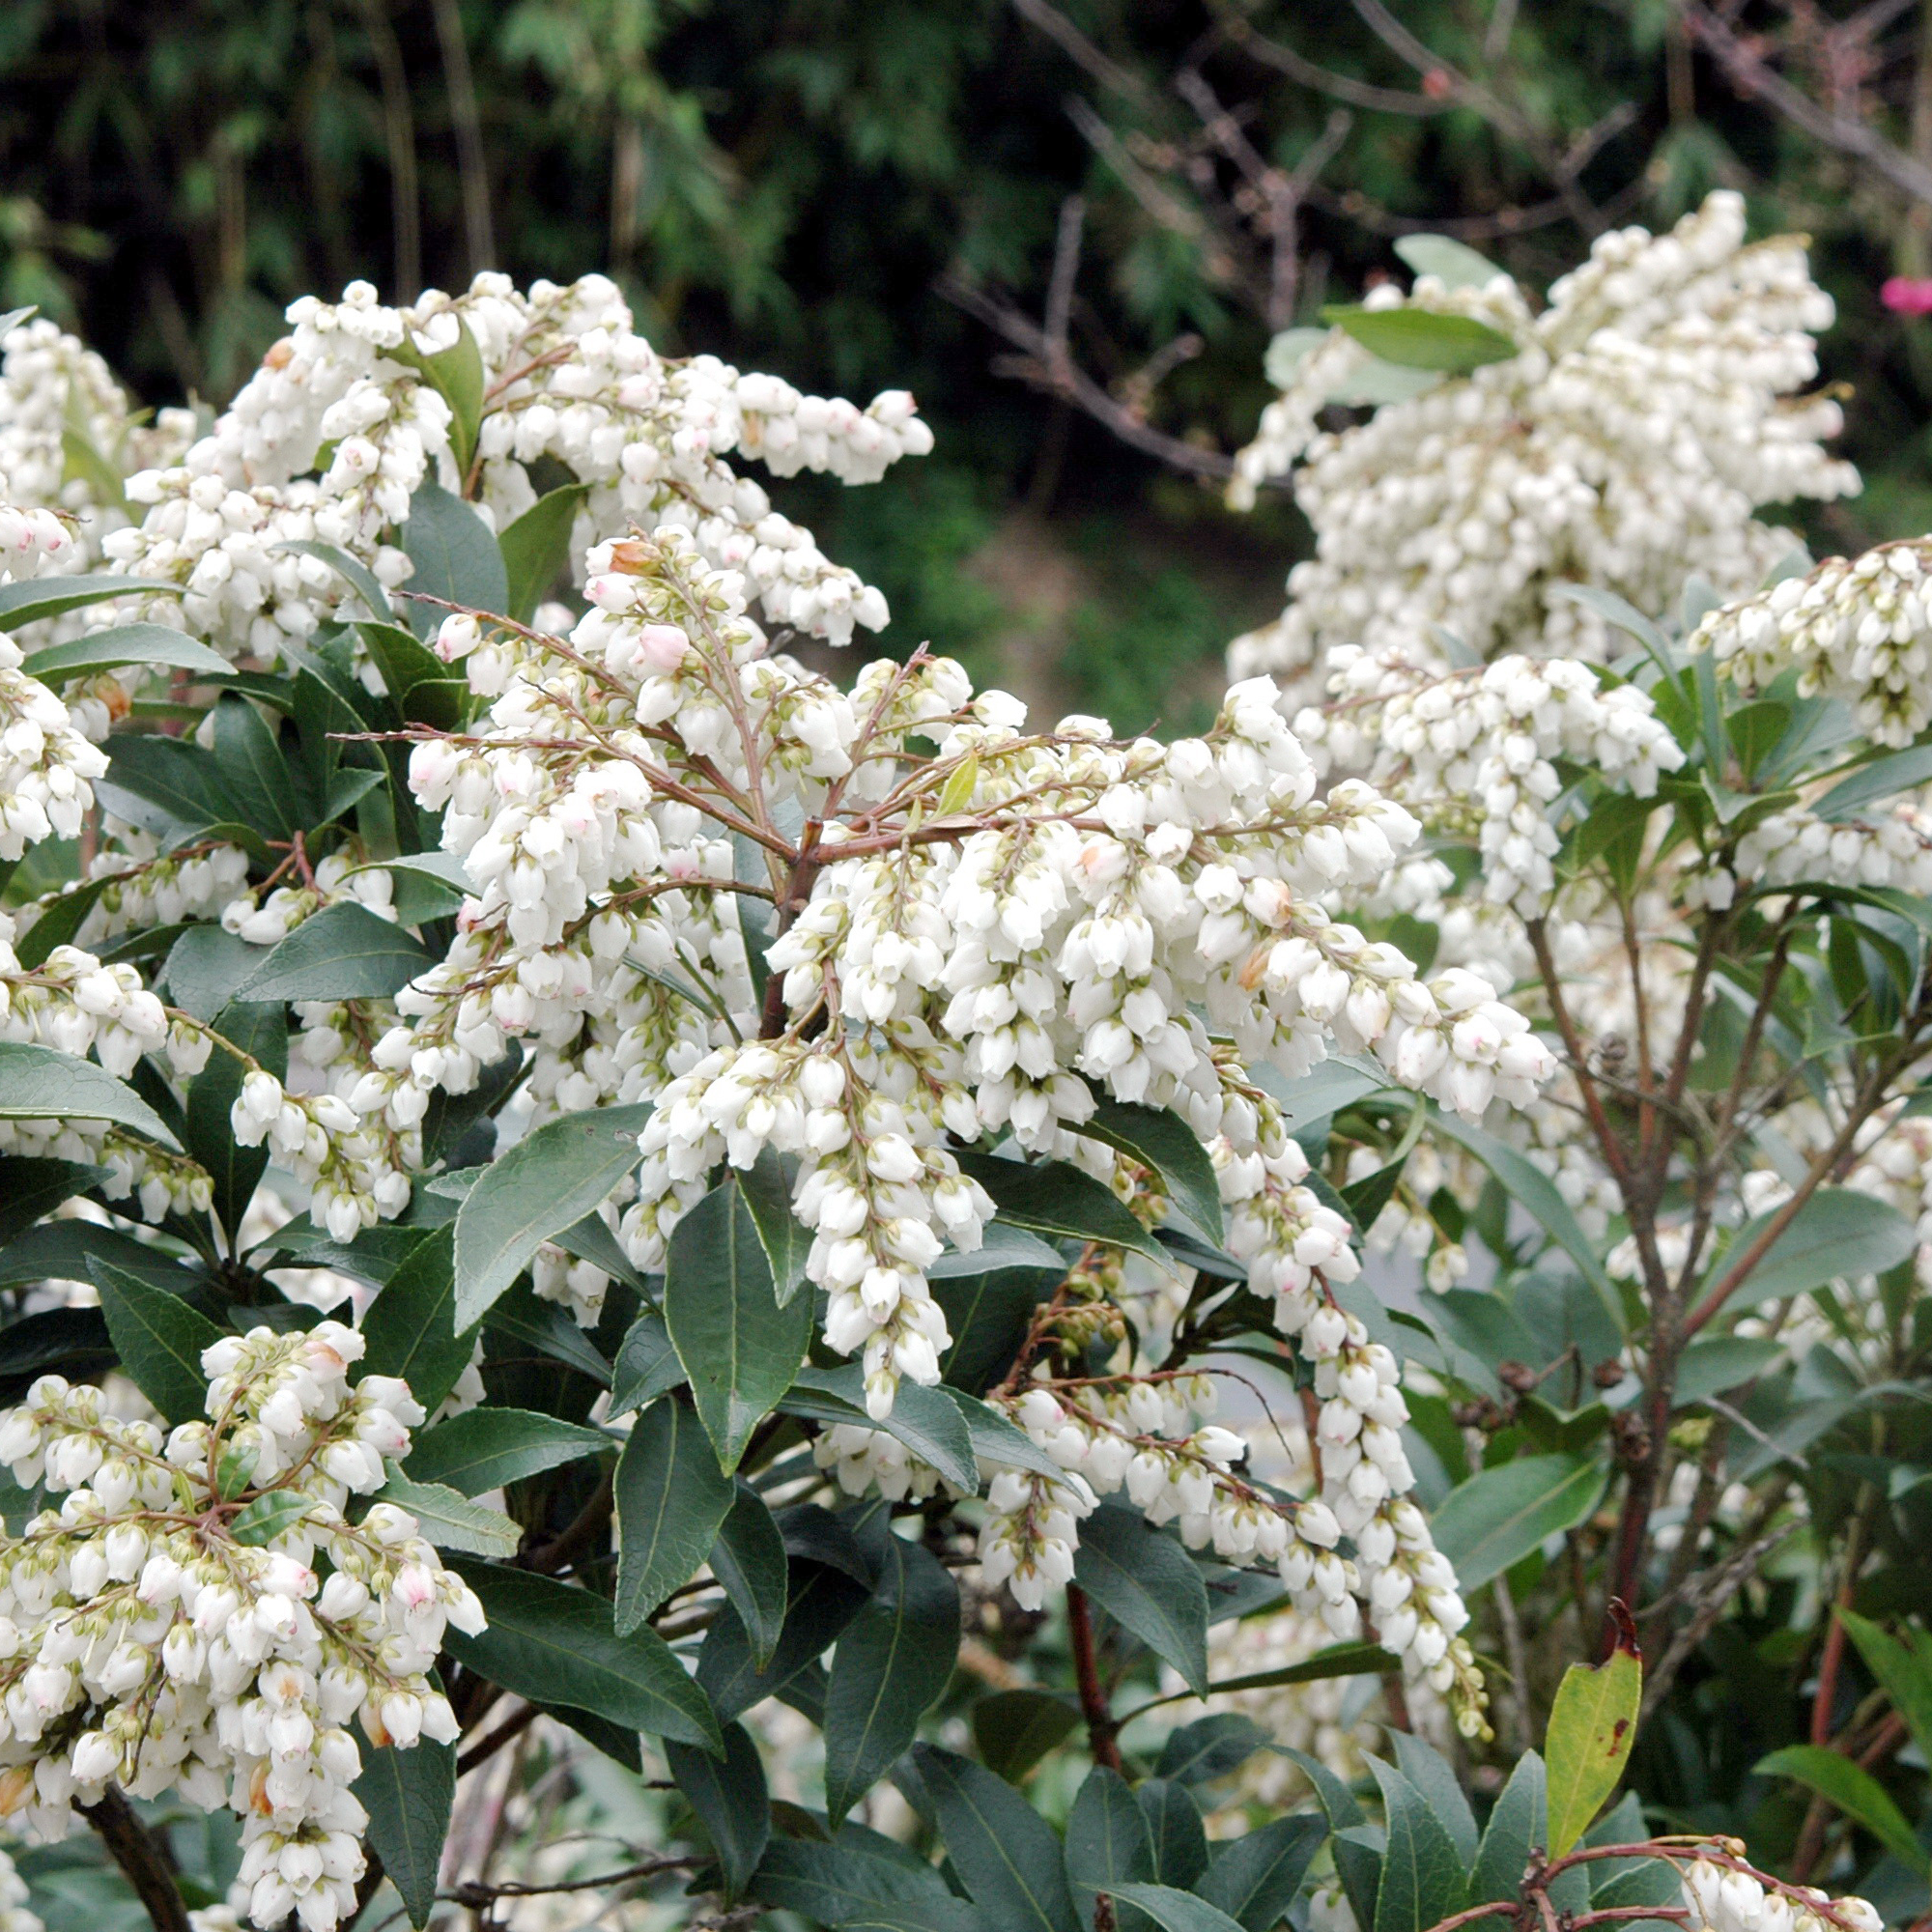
[5,0,1931,728]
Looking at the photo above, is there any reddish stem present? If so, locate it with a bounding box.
[1067,1584,1122,1771]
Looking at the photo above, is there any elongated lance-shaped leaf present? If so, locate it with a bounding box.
[354,1732,454,1928]
[1367,1757,1467,1932]
[910,1745,1081,1932]
[453,1101,653,1324]
[1755,1746,1930,1873]
[614,1397,734,1633]
[1071,1502,1208,1695]
[405,1407,608,1495]
[1836,1609,1932,1766]
[357,1227,478,1417]
[87,1260,222,1425]
[668,1721,770,1901]
[822,1535,959,1823]
[1071,1096,1225,1244]
[1429,1454,1606,1593]
[711,1483,788,1671]
[665,1178,812,1474]
[446,1560,722,1754]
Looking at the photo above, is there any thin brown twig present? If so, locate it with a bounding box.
[1681,1,1932,206]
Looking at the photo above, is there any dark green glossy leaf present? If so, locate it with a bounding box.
[0,1041,179,1147]
[0,576,180,631]
[453,1102,653,1325]
[824,1536,959,1823]
[741,1146,812,1306]
[1198,1815,1325,1932]
[402,480,509,634]
[955,1151,1169,1267]
[1430,1454,1605,1591]
[668,1721,769,1901]
[446,1560,721,1751]
[786,1366,979,1493]
[1135,1780,1207,1889]
[0,1157,109,1244]
[88,1259,222,1424]
[752,1833,983,1932]
[711,1482,788,1671]
[375,1466,519,1556]
[212,694,299,840]
[1470,1751,1545,1909]
[1065,1767,1155,1932]
[667,1179,812,1474]
[911,1745,1080,1932]
[973,1690,1080,1784]
[1071,1502,1208,1694]
[404,1406,607,1494]
[22,622,230,684]
[499,483,590,624]
[698,1560,869,1722]
[1073,1098,1223,1244]
[1107,1887,1245,1932]
[610,1312,685,1413]
[357,1227,478,1416]
[235,901,432,1004]
[1709,1188,1918,1309]
[1153,1714,1266,1787]
[1368,1757,1466,1932]
[615,1397,735,1633]
[354,1734,454,1928]
[185,1000,285,1240]
[162,925,269,1023]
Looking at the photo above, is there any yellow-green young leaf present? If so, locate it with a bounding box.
[1544,1635,1641,1855]
[935,753,979,816]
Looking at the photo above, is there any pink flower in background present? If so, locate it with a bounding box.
[1883,276,1932,315]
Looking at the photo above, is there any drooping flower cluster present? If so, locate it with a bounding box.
[1296,648,1688,917]
[1229,191,1855,684]
[101,275,925,660]
[1682,1855,1879,1932]
[0,632,109,859]
[0,1325,481,1932]
[0,317,194,577]
[320,525,1555,1417]
[1691,537,1932,747]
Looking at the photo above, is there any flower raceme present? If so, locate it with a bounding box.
[0,1326,479,1932]
[1228,191,1855,685]
[343,532,1555,1424]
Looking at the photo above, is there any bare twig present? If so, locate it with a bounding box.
[940,275,1236,479]
[1641,1517,1801,1717]
[352,0,422,298]
[430,0,496,276]
[1044,196,1086,363]
[1681,1,1932,206]
[1212,5,1452,117]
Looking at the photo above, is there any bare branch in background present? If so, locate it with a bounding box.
[1043,195,1085,360]
[1208,4,1452,117]
[1063,96,1202,238]
[430,0,496,278]
[1680,0,1932,206]
[937,272,1236,480]
[352,0,422,298]
[1009,0,1149,102]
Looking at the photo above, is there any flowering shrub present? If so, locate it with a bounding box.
[0,195,1918,1932]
